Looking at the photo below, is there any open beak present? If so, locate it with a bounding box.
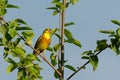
[49,28,51,32]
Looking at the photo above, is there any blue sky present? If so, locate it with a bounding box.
[0,0,120,80]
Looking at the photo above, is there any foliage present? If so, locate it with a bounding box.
[0,0,42,80]
[47,0,79,16]
[81,19,120,72]
[99,19,120,55]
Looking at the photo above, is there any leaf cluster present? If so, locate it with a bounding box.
[0,1,43,79]
[0,0,19,16]
[47,0,79,16]
[0,17,42,79]
[81,50,99,71]
[100,20,120,55]
[81,19,120,71]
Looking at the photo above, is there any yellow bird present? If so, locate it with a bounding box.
[33,28,51,55]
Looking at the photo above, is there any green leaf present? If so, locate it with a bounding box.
[0,0,6,8]
[17,70,23,80]
[51,28,58,36]
[72,39,81,48]
[116,28,120,36]
[65,22,75,27]
[0,9,7,15]
[55,33,61,39]
[0,26,3,32]
[81,50,92,55]
[50,53,57,66]
[81,56,89,59]
[16,26,32,31]
[0,38,2,42]
[54,69,59,78]
[46,7,58,11]
[8,20,19,28]
[17,70,26,80]
[95,39,108,52]
[26,54,37,61]
[66,2,70,8]
[71,0,79,4]
[56,2,65,10]
[65,65,76,72]
[23,60,33,67]
[22,31,34,40]
[28,67,39,76]
[12,48,26,58]
[22,31,34,44]
[9,28,17,38]
[66,39,81,48]
[15,18,27,25]
[3,47,9,58]
[5,57,16,64]
[47,47,54,51]
[111,19,120,26]
[53,11,59,16]
[33,64,43,71]
[4,51,9,58]
[5,0,8,4]
[39,76,43,80]
[14,38,21,46]
[6,64,17,73]
[65,29,81,48]
[52,0,60,4]
[99,30,115,34]
[110,44,120,55]
[7,4,19,9]
[0,44,3,46]
[65,29,74,40]
[53,44,60,52]
[89,55,98,71]
[110,38,120,55]
[2,33,12,45]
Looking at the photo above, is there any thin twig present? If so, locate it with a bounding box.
[67,47,108,80]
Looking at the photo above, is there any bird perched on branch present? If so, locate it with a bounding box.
[33,28,51,55]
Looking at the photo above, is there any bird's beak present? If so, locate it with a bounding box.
[49,28,51,32]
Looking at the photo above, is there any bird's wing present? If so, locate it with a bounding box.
[33,35,42,53]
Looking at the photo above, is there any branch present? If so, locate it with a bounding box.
[67,47,108,80]
[60,0,66,79]
[0,17,62,77]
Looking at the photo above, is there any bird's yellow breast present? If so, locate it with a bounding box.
[43,32,51,39]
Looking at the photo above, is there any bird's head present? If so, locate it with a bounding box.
[43,28,51,39]
[43,28,51,33]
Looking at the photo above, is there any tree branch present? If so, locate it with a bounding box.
[67,47,108,80]
[60,0,66,80]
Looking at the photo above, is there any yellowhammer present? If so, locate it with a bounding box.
[33,28,51,55]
